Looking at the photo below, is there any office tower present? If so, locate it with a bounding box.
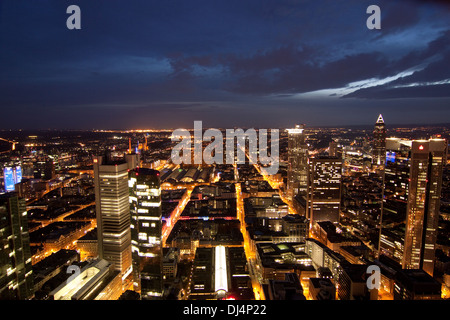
[0,193,34,299]
[378,138,410,264]
[129,168,163,299]
[328,140,340,158]
[93,151,139,278]
[3,166,22,192]
[307,156,342,226]
[33,157,55,180]
[372,114,386,169]
[286,124,309,201]
[379,138,447,276]
[404,139,446,275]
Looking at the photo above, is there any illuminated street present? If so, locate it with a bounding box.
[162,184,195,246]
[0,1,449,308]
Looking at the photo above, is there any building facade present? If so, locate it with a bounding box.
[129,167,163,299]
[379,138,447,276]
[286,125,309,201]
[307,156,342,225]
[372,114,386,169]
[93,152,139,278]
[0,193,34,299]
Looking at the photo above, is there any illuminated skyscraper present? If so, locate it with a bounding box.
[307,156,342,226]
[93,152,139,279]
[379,138,447,276]
[372,114,386,169]
[286,124,308,201]
[129,168,163,299]
[0,193,34,299]
[379,138,410,264]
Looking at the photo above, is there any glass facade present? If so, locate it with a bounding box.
[129,168,163,299]
[379,138,447,276]
[286,125,308,201]
[0,193,33,299]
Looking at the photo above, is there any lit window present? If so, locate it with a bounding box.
[138,233,147,241]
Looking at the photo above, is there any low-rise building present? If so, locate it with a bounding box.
[309,277,335,300]
[76,228,98,261]
[188,246,253,300]
[49,259,122,300]
[255,242,313,282]
[266,273,306,300]
[394,269,442,300]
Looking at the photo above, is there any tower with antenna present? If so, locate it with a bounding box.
[373,114,386,169]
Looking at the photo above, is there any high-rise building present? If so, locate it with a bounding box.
[307,156,342,226]
[379,138,447,276]
[379,138,410,264]
[328,140,341,158]
[0,193,34,299]
[3,165,22,192]
[33,157,55,180]
[286,124,308,201]
[129,168,163,300]
[372,114,386,169]
[93,151,139,279]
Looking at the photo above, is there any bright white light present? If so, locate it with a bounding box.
[286,128,304,134]
[215,245,228,293]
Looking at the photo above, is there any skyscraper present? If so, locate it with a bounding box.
[379,138,447,276]
[3,165,22,192]
[307,156,342,226]
[129,168,163,299]
[286,124,308,201]
[378,138,410,264]
[33,157,55,180]
[93,151,139,279]
[0,193,34,299]
[372,114,386,169]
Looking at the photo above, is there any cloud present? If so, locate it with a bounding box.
[376,3,420,35]
[342,29,450,99]
[343,83,450,99]
[157,28,450,99]
[1,0,450,129]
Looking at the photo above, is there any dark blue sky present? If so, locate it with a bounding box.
[1,0,449,129]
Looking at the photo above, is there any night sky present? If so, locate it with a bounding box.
[1,0,449,130]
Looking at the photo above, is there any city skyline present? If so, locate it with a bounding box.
[0,0,449,306]
[0,113,448,302]
[1,0,450,130]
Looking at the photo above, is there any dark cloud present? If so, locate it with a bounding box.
[343,29,450,99]
[0,0,449,129]
[377,3,420,34]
